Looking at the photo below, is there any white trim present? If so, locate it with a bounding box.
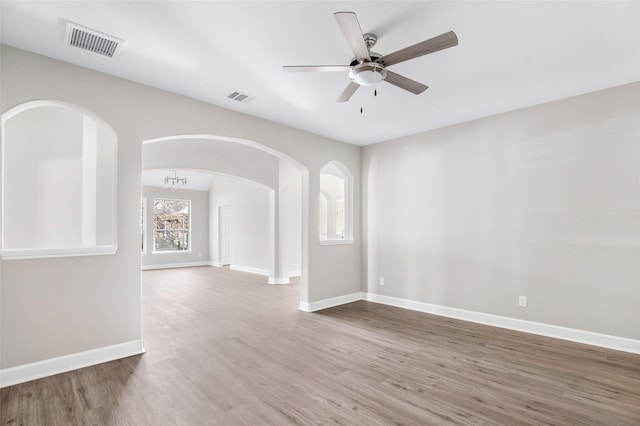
[268,277,290,285]
[141,261,210,270]
[209,261,224,267]
[0,246,118,260]
[365,293,640,355]
[289,270,301,278]
[229,264,269,276]
[150,250,193,255]
[0,339,145,388]
[319,238,354,246]
[297,291,640,354]
[298,301,312,312]
[298,292,364,313]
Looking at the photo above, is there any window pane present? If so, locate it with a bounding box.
[141,197,146,253]
[153,199,190,252]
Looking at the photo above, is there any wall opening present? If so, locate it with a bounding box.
[1,100,117,260]
[319,161,353,244]
[141,134,310,308]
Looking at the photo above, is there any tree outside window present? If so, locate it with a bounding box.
[153,199,190,252]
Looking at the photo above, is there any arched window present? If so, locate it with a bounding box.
[319,161,353,244]
[1,100,118,259]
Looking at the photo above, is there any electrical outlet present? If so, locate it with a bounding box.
[379,277,385,286]
[519,296,527,307]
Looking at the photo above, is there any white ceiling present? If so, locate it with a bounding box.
[1,1,639,146]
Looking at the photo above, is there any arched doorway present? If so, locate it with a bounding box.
[141,134,310,306]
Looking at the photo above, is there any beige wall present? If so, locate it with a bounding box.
[363,82,640,340]
[0,45,361,370]
[2,41,636,376]
[142,137,279,189]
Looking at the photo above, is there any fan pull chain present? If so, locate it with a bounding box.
[360,88,381,113]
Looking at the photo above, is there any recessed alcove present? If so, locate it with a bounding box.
[319,161,353,245]
[1,100,118,259]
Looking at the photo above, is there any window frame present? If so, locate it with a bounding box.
[152,197,192,254]
[141,197,147,254]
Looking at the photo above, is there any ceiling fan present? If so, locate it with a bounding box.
[283,12,458,102]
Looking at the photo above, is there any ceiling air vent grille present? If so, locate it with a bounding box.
[227,90,255,104]
[63,21,124,58]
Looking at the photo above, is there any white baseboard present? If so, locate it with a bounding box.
[298,292,364,313]
[365,293,640,355]
[209,261,223,267]
[298,291,640,354]
[267,269,301,283]
[141,261,210,270]
[229,264,270,276]
[0,339,145,388]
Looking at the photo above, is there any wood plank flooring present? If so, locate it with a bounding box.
[2,266,639,425]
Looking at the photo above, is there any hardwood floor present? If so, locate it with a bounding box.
[2,266,639,425]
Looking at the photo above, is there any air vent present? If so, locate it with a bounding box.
[227,90,255,104]
[63,20,124,58]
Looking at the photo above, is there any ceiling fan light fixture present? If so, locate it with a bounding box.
[350,62,387,86]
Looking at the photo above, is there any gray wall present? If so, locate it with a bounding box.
[3,41,635,377]
[0,45,361,370]
[362,82,640,340]
[141,186,210,268]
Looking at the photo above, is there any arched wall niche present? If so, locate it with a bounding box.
[319,160,353,245]
[1,100,118,259]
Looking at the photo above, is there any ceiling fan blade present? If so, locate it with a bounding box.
[283,65,351,72]
[337,82,360,102]
[379,31,458,67]
[384,71,428,95]
[334,12,371,61]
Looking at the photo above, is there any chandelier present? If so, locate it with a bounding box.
[163,170,187,189]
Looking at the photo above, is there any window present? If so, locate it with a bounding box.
[319,161,353,244]
[153,199,190,252]
[1,100,117,259]
[141,197,146,253]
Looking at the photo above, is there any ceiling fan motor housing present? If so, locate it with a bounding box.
[350,62,387,86]
[349,52,386,86]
